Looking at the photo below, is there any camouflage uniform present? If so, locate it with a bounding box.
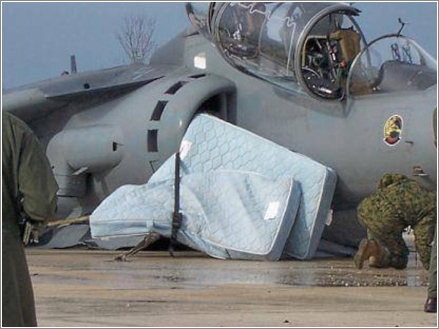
[357,173,436,270]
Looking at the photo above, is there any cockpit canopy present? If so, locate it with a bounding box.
[186,2,437,101]
[348,35,437,97]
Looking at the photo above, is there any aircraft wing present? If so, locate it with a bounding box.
[2,63,171,122]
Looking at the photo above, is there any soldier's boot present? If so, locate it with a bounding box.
[369,254,388,268]
[354,239,384,269]
[424,297,437,313]
[389,255,408,270]
[354,239,374,269]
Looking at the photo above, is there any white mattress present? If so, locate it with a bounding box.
[91,170,301,260]
[150,114,337,259]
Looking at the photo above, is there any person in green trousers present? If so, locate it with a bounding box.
[424,107,437,313]
[2,112,58,326]
[424,228,437,313]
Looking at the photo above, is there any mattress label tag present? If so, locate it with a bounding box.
[325,209,334,226]
[179,140,192,160]
[264,202,280,220]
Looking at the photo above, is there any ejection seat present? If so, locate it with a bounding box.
[301,27,362,99]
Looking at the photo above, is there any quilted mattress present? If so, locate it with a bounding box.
[90,170,301,260]
[150,114,337,259]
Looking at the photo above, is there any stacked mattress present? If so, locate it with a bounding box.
[91,114,337,260]
[91,171,300,260]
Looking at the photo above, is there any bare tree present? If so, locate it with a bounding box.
[117,14,157,64]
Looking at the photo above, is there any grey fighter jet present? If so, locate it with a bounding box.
[2,2,437,251]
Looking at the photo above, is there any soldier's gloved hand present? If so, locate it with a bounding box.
[22,220,44,245]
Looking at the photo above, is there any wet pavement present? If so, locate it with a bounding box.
[26,248,437,327]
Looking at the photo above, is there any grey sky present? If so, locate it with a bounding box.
[1,2,437,90]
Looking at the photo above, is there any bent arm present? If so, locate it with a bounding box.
[18,132,58,222]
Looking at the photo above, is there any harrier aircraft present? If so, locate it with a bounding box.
[2,2,437,254]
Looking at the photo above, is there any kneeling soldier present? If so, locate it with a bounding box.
[354,173,436,270]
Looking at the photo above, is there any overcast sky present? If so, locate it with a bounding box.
[2,1,437,90]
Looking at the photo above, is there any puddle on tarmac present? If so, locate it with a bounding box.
[27,249,428,289]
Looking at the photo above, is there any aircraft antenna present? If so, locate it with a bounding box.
[70,55,77,74]
[397,18,409,36]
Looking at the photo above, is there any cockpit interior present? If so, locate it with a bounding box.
[186,2,437,101]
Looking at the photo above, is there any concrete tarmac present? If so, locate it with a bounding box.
[26,249,437,327]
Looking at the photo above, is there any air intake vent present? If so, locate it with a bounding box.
[151,101,168,121]
[165,81,186,95]
[148,130,158,152]
[189,74,206,79]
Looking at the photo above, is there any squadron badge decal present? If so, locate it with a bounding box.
[384,115,403,146]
